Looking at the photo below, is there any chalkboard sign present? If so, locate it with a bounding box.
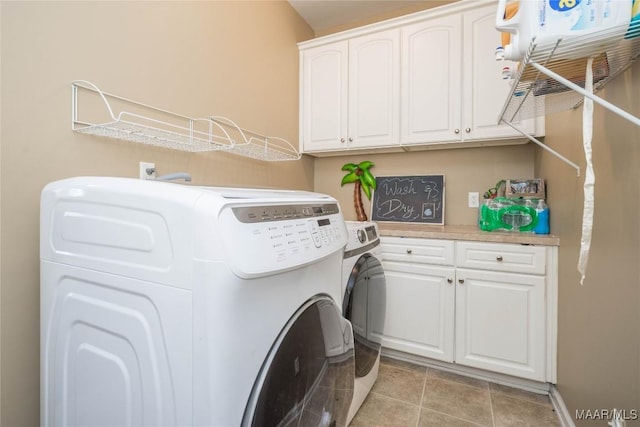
[371,175,445,224]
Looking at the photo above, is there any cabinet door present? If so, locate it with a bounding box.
[455,268,546,381]
[381,261,455,362]
[348,29,400,148]
[401,14,462,145]
[462,5,538,140]
[300,41,348,152]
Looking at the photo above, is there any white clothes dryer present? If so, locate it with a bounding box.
[40,177,353,427]
[341,221,386,424]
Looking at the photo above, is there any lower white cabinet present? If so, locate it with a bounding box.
[380,236,556,382]
[455,268,546,381]
[383,262,455,362]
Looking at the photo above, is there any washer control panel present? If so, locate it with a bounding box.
[232,203,340,223]
[220,202,346,278]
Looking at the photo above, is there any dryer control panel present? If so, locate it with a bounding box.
[219,203,347,278]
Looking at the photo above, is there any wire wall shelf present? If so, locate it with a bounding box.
[498,25,640,125]
[71,80,301,161]
[496,21,639,286]
[495,24,640,176]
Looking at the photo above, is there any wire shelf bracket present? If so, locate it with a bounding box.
[71,80,301,161]
[502,119,581,176]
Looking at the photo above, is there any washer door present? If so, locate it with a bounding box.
[243,296,354,427]
[343,253,386,378]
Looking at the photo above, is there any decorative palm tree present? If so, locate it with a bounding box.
[341,160,376,221]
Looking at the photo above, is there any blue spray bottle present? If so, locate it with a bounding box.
[533,199,549,235]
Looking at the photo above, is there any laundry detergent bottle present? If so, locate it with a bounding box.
[496,0,633,61]
[626,0,640,38]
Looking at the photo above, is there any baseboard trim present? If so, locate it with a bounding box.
[550,385,576,427]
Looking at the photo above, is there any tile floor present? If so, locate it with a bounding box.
[350,356,561,427]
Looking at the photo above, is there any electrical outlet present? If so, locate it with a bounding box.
[140,162,155,180]
[468,192,479,208]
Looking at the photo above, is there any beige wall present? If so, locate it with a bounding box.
[314,145,535,224]
[537,61,640,426]
[0,2,313,425]
[4,1,639,426]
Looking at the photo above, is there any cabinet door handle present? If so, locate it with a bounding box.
[496,256,503,262]
[454,129,460,134]
[340,138,345,143]
[447,278,453,284]
[458,278,465,284]
[406,249,412,254]
[349,137,353,142]
[465,127,471,133]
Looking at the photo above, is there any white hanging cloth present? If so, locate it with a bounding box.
[577,57,595,285]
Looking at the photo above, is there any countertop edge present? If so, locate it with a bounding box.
[376,223,560,246]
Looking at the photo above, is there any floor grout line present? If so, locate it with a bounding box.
[368,390,422,409]
[488,383,496,427]
[422,407,493,427]
[380,359,428,376]
[414,367,429,427]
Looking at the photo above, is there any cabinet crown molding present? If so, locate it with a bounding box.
[298,0,496,49]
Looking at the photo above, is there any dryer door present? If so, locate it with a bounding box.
[343,254,387,378]
[243,296,354,427]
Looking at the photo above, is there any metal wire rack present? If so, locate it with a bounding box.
[209,116,301,161]
[71,80,301,161]
[499,25,640,124]
[496,24,640,175]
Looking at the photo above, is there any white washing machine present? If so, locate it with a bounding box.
[40,177,353,427]
[341,221,386,424]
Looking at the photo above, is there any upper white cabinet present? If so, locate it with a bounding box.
[462,5,539,141]
[400,14,462,144]
[300,29,400,153]
[300,42,348,152]
[299,0,544,155]
[401,4,538,146]
[349,30,401,149]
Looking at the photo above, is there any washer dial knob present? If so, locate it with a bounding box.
[356,229,367,244]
